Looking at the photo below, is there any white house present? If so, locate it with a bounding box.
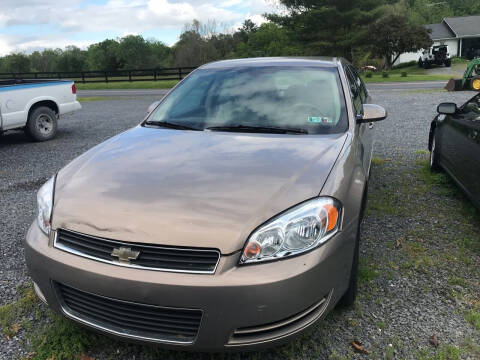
[394,15,480,66]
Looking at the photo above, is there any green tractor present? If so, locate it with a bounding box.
[445,58,480,91]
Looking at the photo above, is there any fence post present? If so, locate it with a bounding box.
[128,71,132,82]
[12,73,16,80]
[154,69,157,81]
[34,73,38,79]
[105,71,108,83]
[178,68,182,80]
[82,72,85,84]
[58,72,61,79]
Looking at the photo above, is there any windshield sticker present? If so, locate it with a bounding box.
[308,116,333,124]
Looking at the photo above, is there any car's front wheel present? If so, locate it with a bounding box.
[430,130,441,172]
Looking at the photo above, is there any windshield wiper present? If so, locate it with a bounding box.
[206,125,308,134]
[145,121,202,131]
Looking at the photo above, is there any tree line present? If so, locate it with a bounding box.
[0,0,478,74]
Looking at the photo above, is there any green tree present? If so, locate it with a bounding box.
[236,23,299,58]
[56,46,87,72]
[267,0,386,61]
[0,53,32,73]
[407,0,480,24]
[30,49,62,72]
[87,39,121,71]
[118,35,155,69]
[172,20,219,67]
[369,13,433,68]
[407,0,454,23]
[149,40,172,68]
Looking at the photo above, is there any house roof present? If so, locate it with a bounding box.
[425,23,455,40]
[444,15,480,37]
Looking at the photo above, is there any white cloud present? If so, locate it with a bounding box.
[0,0,283,54]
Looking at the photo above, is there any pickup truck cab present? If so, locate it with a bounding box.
[0,79,81,141]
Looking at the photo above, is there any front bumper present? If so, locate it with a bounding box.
[25,222,356,351]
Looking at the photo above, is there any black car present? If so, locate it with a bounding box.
[429,93,480,208]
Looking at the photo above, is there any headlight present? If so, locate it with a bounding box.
[240,197,342,264]
[37,176,55,235]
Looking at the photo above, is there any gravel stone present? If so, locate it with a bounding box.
[0,90,479,359]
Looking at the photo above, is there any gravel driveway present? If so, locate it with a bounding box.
[1,90,479,360]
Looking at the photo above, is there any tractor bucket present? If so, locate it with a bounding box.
[445,78,464,91]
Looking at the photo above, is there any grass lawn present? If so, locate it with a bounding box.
[77,75,451,88]
[75,80,179,90]
[362,59,469,83]
[78,97,136,102]
[75,60,470,88]
[363,74,452,83]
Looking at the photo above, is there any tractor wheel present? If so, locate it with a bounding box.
[444,59,451,67]
[471,76,480,91]
[423,61,431,69]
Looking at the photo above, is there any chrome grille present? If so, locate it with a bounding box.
[54,229,220,274]
[55,282,202,344]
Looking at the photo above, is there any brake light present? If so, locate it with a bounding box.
[72,83,77,94]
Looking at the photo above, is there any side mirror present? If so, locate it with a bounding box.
[437,102,457,115]
[357,104,387,123]
[147,101,160,114]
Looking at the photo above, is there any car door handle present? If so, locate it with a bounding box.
[469,130,478,140]
[368,122,374,129]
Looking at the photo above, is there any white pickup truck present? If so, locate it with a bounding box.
[0,79,81,141]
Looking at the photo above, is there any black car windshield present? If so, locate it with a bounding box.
[147,66,348,135]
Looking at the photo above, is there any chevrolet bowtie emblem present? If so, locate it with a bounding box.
[111,247,140,263]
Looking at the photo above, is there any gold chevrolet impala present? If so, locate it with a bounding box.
[25,57,386,351]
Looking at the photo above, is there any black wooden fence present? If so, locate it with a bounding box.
[0,67,197,83]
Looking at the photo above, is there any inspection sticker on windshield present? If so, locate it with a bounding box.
[308,116,333,124]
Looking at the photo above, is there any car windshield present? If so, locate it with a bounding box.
[146,66,348,135]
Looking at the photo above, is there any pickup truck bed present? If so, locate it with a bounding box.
[0,79,81,141]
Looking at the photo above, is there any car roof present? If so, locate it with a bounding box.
[200,57,346,69]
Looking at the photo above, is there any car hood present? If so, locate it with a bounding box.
[53,126,348,254]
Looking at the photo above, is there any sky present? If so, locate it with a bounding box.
[0,0,282,56]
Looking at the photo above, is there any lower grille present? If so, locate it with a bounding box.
[54,229,220,274]
[55,282,202,344]
[228,290,333,345]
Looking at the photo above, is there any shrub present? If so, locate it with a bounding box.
[401,71,407,77]
[366,72,373,78]
[382,72,389,78]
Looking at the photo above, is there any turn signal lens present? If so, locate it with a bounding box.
[243,242,261,259]
[240,197,342,264]
[325,204,339,232]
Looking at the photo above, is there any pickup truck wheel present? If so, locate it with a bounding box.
[26,106,58,142]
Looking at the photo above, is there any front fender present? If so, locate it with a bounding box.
[428,117,438,151]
